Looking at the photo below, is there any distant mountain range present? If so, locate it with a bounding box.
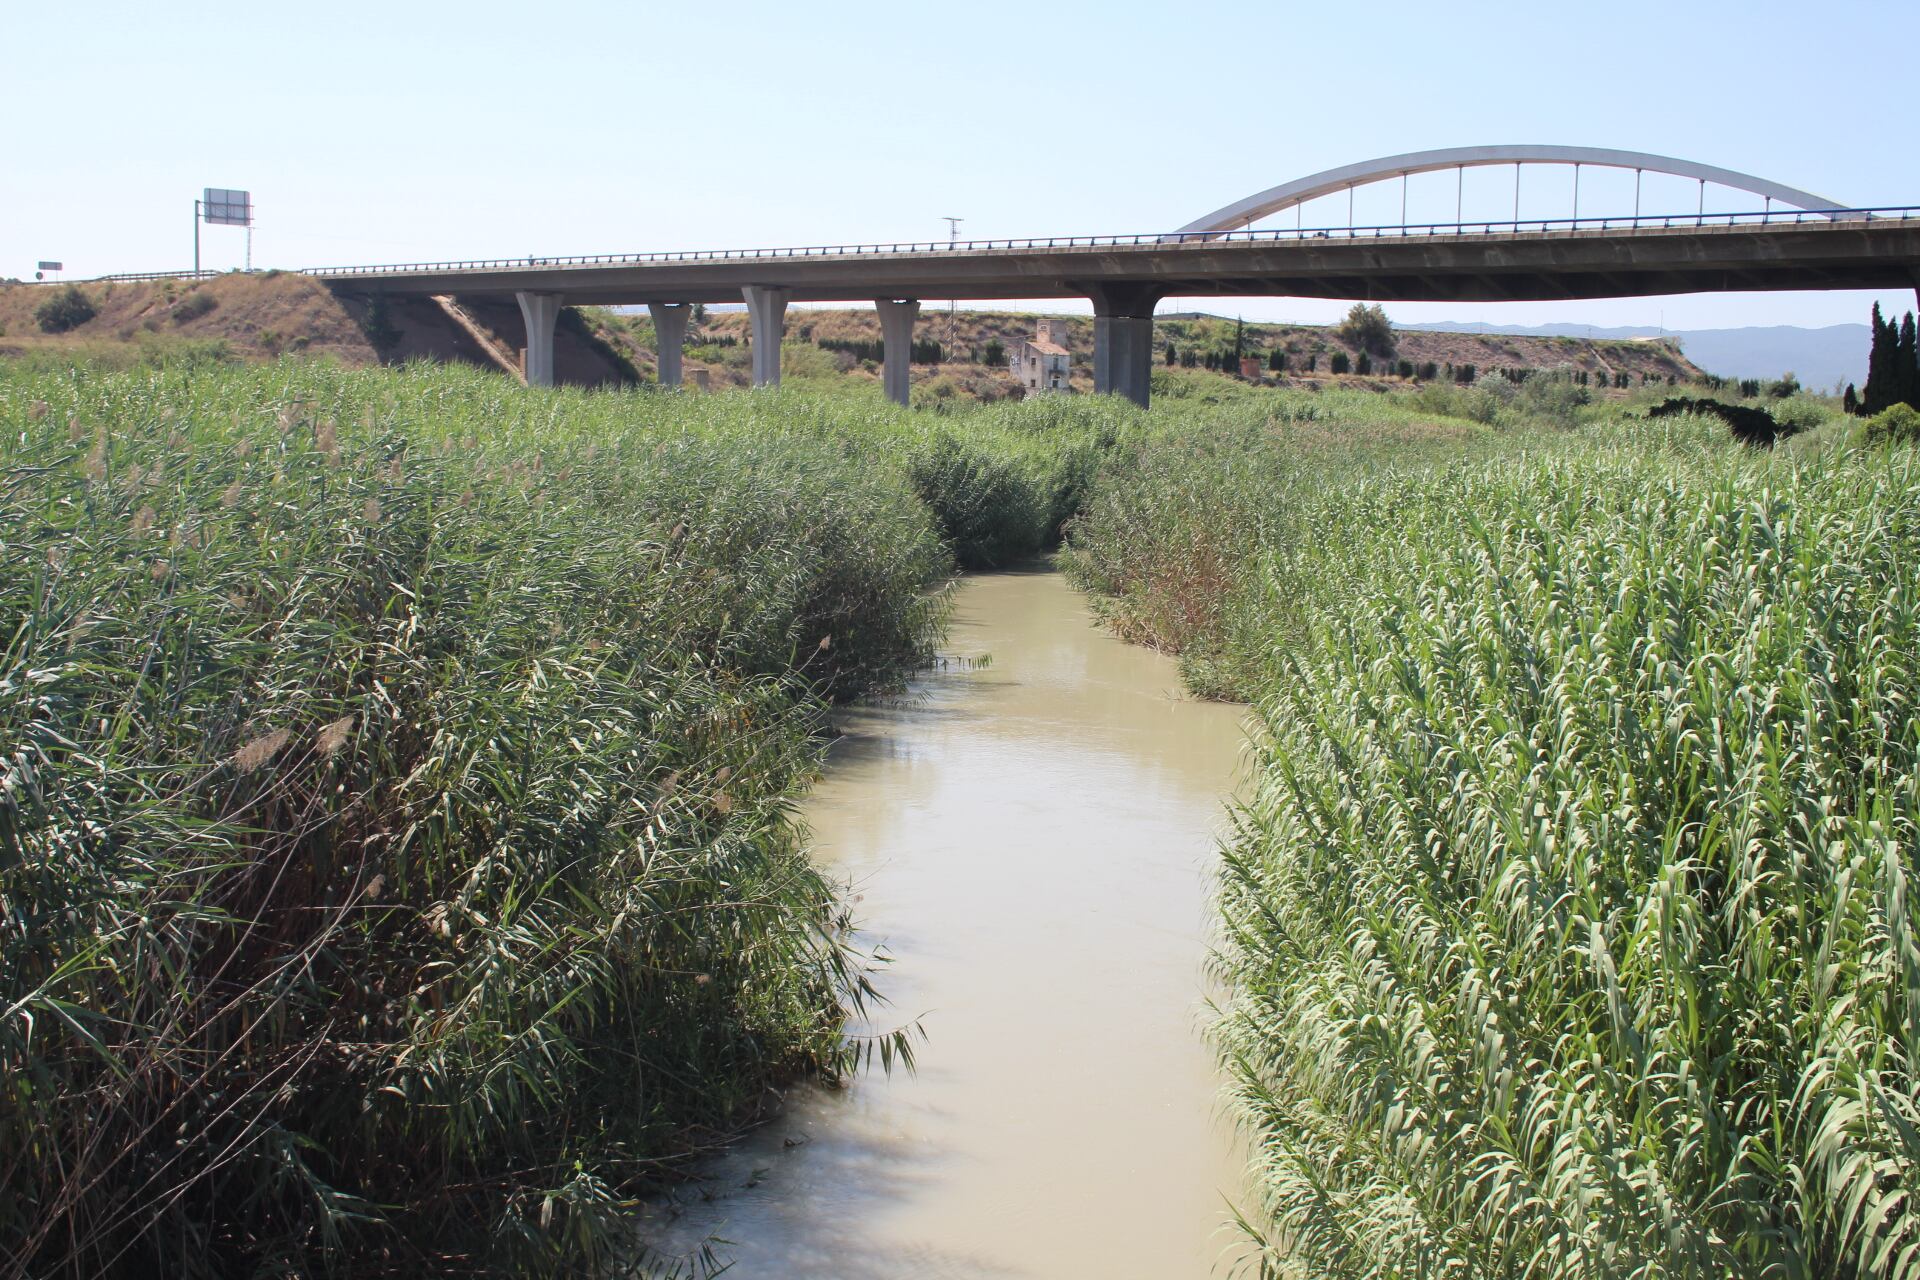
[1404,321,1870,391]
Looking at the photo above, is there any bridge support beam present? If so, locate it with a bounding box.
[875,298,920,407]
[1086,284,1162,409]
[742,286,790,387]
[515,291,563,388]
[647,302,691,387]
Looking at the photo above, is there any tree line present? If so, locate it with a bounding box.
[1848,303,1920,415]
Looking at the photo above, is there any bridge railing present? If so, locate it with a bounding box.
[84,206,1920,284]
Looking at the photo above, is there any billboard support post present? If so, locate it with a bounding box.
[197,188,253,276]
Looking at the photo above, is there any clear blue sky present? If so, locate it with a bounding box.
[9,0,1916,330]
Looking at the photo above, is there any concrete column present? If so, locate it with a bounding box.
[741,286,791,387]
[515,291,563,388]
[1086,284,1162,408]
[875,298,920,407]
[647,302,691,387]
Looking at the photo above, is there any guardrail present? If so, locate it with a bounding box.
[85,269,226,284]
[83,206,1920,285]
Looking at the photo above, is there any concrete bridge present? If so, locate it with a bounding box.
[307,147,1920,408]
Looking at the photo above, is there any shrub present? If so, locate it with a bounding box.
[1768,395,1833,437]
[34,285,96,333]
[1859,401,1920,446]
[359,296,400,351]
[170,291,217,324]
[1648,395,1794,446]
[1329,351,1351,375]
[1513,373,1590,419]
[1333,302,1396,359]
[906,428,1049,567]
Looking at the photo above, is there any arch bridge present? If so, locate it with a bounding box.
[277,145,1920,407]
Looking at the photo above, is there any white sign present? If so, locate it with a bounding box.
[203,188,252,226]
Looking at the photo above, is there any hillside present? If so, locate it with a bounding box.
[1411,319,1872,390]
[3,275,1701,396]
[0,276,638,388]
[666,306,1699,397]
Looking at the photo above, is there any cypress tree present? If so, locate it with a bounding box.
[1166,341,1177,365]
[1843,383,1860,416]
[1900,312,1918,409]
[1863,303,1891,414]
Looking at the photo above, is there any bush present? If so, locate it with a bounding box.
[359,296,400,351]
[1329,351,1351,375]
[1768,395,1834,437]
[1332,302,1396,359]
[170,291,217,324]
[906,428,1049,567]
[1513,373,1590,419]
[34,285,97,333]
[1860,401,1920,446]
[1648,395,1795,446]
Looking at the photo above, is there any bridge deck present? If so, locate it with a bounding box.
[306,214,1920,305]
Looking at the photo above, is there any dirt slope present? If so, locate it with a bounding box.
[1,275,1699,395]
[0,275,636,387]
[698,307,1700,385]
[0,273,379,365]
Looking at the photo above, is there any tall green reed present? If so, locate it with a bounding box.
[0,362,948,1277]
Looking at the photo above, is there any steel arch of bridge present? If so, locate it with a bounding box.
[1175,145,1848,235]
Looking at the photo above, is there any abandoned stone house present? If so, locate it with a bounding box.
[1009,319,1071,394]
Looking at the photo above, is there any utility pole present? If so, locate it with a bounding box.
[942,216,963,363]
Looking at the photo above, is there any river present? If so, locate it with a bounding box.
[642,567,1252,1278]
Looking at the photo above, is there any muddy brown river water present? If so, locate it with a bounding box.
[644,568,1252,1278]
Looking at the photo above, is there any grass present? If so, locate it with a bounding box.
[1063,390,1920,1277]
[0,361,967,1277]
[8,348,1910,1279]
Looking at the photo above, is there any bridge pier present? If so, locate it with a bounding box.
[1087,284,1162,409]
[515,291,563,388]
[742,286,790,387]
[647,302,691,387]
[875,298,920,406]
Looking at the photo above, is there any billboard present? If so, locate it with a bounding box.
[203,188,252,226]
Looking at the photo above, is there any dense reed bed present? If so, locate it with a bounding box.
[1068,399,1920,1277]
[13,349,1908,1279]
[0,362,988,1277]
